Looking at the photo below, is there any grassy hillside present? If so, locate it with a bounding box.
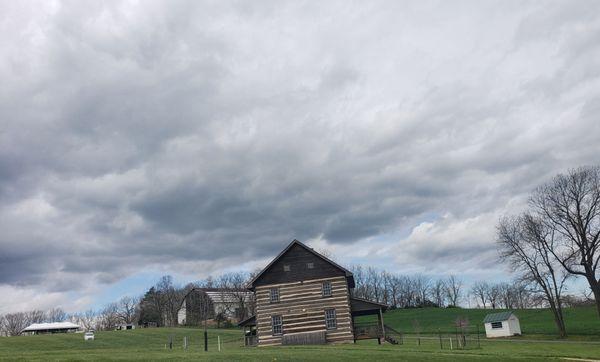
[358,306,600,337]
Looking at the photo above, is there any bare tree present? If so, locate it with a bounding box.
[99,303,120,330]
[366,267,384,303]
[486,284,500,309]
[498,282,514,309]
[511,281,533,309]
[46,308,67,323]
[3,312,29,336]
[432,279,446,307]
[471,281,489,308]
[383,272,400,308]
[155,275,183,327]
[498,214,569,337]
[216,272,253,321]
[445,275,463,306]
[414,275,431,306]
[74,310,96,331]
[531,166,600,317]
[116,296,139,324]
[26,310,45,324]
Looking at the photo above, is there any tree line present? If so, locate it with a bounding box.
[349,265,591,310]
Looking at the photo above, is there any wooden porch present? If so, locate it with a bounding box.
[350,297,401,345]
[238,315,258,347]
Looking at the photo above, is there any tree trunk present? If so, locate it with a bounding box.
[547,299,567,338]
[590,281,600,318]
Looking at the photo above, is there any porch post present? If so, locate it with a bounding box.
[351,314,356,343]
[378,308,385,341]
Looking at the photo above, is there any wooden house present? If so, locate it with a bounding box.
[239,239,399,346]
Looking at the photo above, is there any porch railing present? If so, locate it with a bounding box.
[353,322,383,340]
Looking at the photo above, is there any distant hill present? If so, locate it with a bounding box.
[358,306,600,337]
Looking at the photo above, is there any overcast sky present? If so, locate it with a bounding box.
[1,0,600,313]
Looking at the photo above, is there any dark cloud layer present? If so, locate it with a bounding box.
[1,0,600,311]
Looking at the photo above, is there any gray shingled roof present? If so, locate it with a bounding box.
[483,311,515,323]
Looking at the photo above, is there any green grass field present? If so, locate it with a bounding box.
[1,307,599,361]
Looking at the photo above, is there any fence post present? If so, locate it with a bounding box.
[169,335,172,350]
[218,335,221,351]
[455,326,459,349]
[477,325,480,349]
[438,329,442,349]
[449,337,452,350]
[184,336,187,350]
[204,330,208,352]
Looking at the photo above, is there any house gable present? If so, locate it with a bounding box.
[249,239,354,290]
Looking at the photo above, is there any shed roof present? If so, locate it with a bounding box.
[483,311,515,323]
[179,288,253,309]
[22,322,80,332]
[237,315,256,327]
[350,297,388,313]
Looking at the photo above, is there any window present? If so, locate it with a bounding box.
[283,264,291,272]
[270,288,280,303]
[322,281,332,297]
[324,309,337,330]
[491,321,503,329]
[307,262,314,269]
[271,315,283,335]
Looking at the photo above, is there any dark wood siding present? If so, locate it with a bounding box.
[253,244,346,288]
[255,276,354,346]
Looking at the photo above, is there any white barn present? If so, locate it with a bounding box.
[21,322,80,335]
[177,288,253,325]
[483,311,521,338]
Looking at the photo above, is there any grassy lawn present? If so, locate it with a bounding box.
[1,326,600,361]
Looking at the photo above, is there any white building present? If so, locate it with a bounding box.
[21,322,81,335]
[483,311,521,338]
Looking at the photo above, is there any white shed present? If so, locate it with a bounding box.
[483,311,521,338]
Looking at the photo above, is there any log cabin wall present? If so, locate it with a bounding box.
[255,275,354,346]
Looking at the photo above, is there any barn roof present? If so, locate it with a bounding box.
[246,239,354,290]
[180,288,253,309]
[483,311,515,323]
[21,322,80,332]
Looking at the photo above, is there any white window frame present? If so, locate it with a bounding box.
[272,315,283,335]
[324,309,337,330]
[322,281,332,297]
[270,288,280,303]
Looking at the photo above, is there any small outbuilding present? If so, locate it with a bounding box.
[483,311,521,338]
[116,324,135,330]
[21,322,80,335]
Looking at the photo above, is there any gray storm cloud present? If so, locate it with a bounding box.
[1,0,600,311]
